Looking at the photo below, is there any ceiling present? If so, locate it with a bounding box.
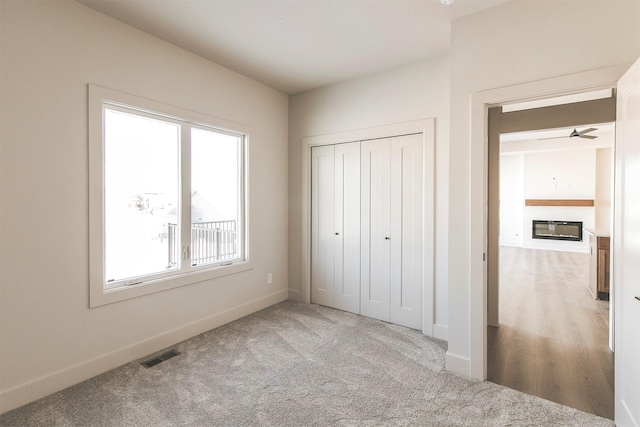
[500,123,615,154]
[76,0,511,94]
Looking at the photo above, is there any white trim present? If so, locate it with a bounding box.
[613,57,640,427]
[88,84,254,307]
[300,119,436,336]
[465,63,631,381]
[445,351,470,374]
[0,289,288,415]
[433,323,449,341]
[616,400,636,427]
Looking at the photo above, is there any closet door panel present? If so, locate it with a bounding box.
[311,145,335,307]
[390,134,423,329]
[361,138,391,322]
[334,142,361,313]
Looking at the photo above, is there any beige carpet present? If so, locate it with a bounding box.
[0,301,614,426]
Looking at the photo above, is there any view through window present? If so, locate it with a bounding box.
[103,106,244,289]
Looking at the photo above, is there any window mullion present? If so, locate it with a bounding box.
[180,124,192,271]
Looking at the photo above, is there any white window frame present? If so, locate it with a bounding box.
[89,84,253,307]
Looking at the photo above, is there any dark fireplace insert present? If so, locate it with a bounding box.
[532,220,583,242]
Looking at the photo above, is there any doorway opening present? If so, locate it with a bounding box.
[487,106,615,418]
[465,61,639,426]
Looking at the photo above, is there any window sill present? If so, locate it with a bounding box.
[89,260,254,308]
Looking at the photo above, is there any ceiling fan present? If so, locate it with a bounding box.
[569,127,598,139]
[539,127,598,141]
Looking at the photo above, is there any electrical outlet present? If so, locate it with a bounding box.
[267,273,272,284]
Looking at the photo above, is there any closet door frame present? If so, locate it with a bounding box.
[301,119,436,336]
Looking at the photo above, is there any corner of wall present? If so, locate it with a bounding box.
[287,289,305,302]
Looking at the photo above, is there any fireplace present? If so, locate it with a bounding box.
[532,220,583,242]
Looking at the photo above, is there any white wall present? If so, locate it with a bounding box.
[499,154,523,247]
[288,56,450,339]
[523,149,595,253]
[501,147,611,252]
[448,0,640,376]
[523,149,595,200]
[0,1,288,412]
[596,147,612,229]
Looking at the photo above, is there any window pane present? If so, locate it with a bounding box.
[191,128,241,266]
[104,109,179,283]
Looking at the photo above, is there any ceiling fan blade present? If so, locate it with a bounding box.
[537,136,568,141]
[577,127,597,135]
[579,134,597,139]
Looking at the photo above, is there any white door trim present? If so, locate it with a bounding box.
[301,119,435,336]
[613,57,640,426]
[465,63,632,381]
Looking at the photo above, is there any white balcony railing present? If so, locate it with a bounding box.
[167,220,237,266]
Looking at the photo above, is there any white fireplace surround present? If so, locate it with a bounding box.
[499,147,606,254]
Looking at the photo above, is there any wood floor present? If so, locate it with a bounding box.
[488,246,613,420]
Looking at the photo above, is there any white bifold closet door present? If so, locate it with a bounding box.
[311,145,335,308]
[361,134,423,329]
[389,133,423,329]
[311,134,422,330]
[360,138,391,322]
[311,142,360,314]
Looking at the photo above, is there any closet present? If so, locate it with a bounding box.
[311,133,423,330]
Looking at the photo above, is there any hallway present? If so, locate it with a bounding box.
[488,247,613,419]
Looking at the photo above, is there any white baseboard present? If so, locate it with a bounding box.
[445,351,471,377]
[0,289,288,415]
[433,324,448,341]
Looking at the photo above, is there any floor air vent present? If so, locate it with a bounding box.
[141,349,180,368]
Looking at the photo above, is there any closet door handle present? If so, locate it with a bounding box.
[335,232,339,235]
[635,296,640,301]
[385,237,390,240]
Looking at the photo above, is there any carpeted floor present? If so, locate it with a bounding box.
[0,301,614,426]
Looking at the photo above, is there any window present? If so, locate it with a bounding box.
[89,85,251,306]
